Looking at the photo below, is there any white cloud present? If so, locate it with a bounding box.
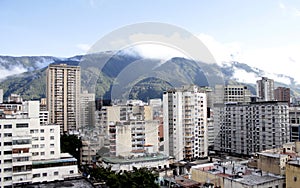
[0,65,27,80]
[278,2,300,17]
[232,67,259,84]
[279,2,286,10]
[196,33,243,64]
[76,43,91,52]
[196,33,300,83]
[127,43,188,60]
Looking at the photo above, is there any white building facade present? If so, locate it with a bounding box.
[163,85,208,161]
[0,101,78,188]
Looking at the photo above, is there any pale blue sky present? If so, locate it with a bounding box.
[1,0,300,57]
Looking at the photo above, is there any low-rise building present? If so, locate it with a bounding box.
[101,153,170,172]
[286,160,300,188]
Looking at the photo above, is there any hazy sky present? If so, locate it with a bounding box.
[1,0,300,80]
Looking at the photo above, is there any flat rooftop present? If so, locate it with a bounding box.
[32,157,77,165]
[102,153,168,164]
[232,174,284,186]
[19,177,94,188]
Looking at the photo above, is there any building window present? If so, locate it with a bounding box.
[4,177,12,181]
[42,173,47,177]
[4,124,12,129]
[294,176,297,182]
[4,142,12,146]
[32,152,39,156]
[70,170,74,174]
[41,152,45,155]
[50,129,54,133]
[40,144,45,148]
[50,136,54,140]
[16,123,28,128]
[32,144,39,148]
[40,137,45,141]
[50,151,55,155]
[33,174,40,178]
[50,144,54,147]
[4,133,12,137]
[4,151,12,155]
[4,168,12,172]
[40,129,44,133]
[54,171,59,176]
[4,159,12,163]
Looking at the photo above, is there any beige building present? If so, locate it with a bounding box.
[191,161,285,188]
[286,160,300,188]
[46,64,81,133]
[109,120,159,157]
[257,152,289,176]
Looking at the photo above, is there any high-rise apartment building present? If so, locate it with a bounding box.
[80,91,95,128]
[256,77,275,101]
[274,87,290,105]
[214,101,290,156]
[163,85,208,161]
[214,84,252,104]
[46,64,81,133]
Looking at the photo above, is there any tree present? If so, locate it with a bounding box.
[60,134,82,165]
[89,166,159,188]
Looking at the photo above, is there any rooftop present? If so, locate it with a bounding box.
[232,174,284,186]
[102,153,169,164]
[20,177,94,188]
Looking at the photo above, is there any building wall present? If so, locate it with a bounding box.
[103,158,170,172]
[145,120,159,153]
[191,168,224,187]
[286,162,300,188]
[32,165,78,183]
[257,153,289,176]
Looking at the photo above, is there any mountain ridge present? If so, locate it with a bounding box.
[0,52,298,101]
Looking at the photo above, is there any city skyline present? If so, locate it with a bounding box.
[1,1,300,83]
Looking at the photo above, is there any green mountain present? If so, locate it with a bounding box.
[0,52,299,102]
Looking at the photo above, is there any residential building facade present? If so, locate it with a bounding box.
[163,85,208,161]
[214,101,290,156]
[46,63,81,133]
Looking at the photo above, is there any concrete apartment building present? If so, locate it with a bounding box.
[214,101,290,156]
[79,91,95,128]
[211,84,252,149]
[0,101,78,188]
[108,120,159,157]
[257,77,275,101]
[289,106,300,142]
[46,63,81,133]
[274,87,290,105]
[163,85,208,161]
[214,84,252,104]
